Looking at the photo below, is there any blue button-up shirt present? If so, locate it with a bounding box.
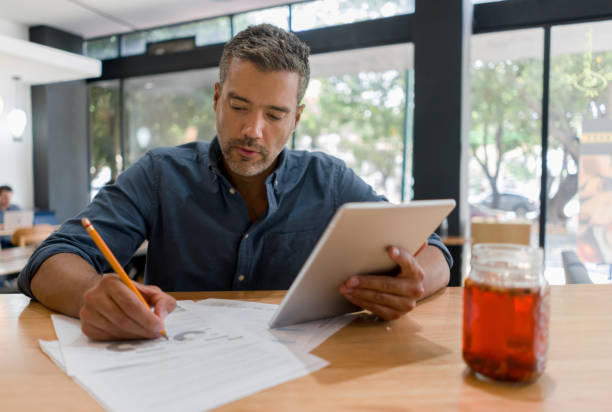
[18,138,451,297]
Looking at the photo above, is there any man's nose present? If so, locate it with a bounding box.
[241,111,265,139]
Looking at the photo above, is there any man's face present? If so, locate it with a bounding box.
[0,190,11,209]
[213,59,304,178]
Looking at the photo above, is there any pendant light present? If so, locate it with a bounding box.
[7,76,27,139]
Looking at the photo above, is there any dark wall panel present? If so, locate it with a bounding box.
[30,26,89,223]
[474,0,612,33]
[413,0,471,239]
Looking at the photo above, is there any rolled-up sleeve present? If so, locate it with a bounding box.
[426,232,453,269]
[18,153,158,298]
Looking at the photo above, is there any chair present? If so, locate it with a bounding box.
[470,217,532,246]
[10,224,56,247]
[561,250,593,284]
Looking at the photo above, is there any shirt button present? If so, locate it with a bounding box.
[229,187,236,195]
[244,233,249,239]
[274,180,278,187]
[238,274,245,282]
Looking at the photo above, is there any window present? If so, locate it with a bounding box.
[85,36,119,60]
[121,17,231,56]
[469,29,544,268]
[123,68,218,167]
[547,20,612,282]
[295,44,414,202]
[233,6,290,34]
[291,0,414,32]
[88,80,121,200]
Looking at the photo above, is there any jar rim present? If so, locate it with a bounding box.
[472,243,542,254]
[470,243,545,287]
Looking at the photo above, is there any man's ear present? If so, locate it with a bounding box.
[294,104,305,130]
[213,82,221,111]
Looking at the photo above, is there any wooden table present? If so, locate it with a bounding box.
[0,245,35,276]
[1,285,611,411]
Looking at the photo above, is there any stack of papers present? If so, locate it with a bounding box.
[40,299,356,412]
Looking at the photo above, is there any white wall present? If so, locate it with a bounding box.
[0,17,33,210]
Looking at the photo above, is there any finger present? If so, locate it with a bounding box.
[414,242,427,257]
[83,290,161,339]
[343,293,403,321]
[342,275,423,298]
[92,275,163,337]
[80,290,155,341]
[81,319,119,341]
[108,286,164,336]
[137,284,177,319]
[80,307,147,341]
[388,246,425,282]
[347,287,417,312]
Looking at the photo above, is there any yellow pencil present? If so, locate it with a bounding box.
[81,217,168,339]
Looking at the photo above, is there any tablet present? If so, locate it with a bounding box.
[268,199,456,328]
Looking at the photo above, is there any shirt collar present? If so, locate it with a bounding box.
[206,137,223,175]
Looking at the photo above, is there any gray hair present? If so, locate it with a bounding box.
[219,24,311,104]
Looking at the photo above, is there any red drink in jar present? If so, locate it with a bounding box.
[462,244,549,383]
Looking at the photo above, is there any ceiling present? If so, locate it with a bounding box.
[1,0,294,39]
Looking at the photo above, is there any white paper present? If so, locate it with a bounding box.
[191,298,357,352]
[73,338,327,412]
[42,298,350,412]
[52,301,245,376]
[39,339,66,372]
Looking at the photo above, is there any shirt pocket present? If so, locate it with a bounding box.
[256,228,322,290]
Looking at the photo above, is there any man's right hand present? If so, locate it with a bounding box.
[30,253,177,342]
[79,273,177,341]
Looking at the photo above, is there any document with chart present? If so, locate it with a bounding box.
[41,299,354,412]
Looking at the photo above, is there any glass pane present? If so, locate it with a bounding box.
[123,68,218,167]
[469,29,544,272]
[88,80,121,200]
[233,6,290,34]
[547,20,612,283]
[291,0,414,32]
[295,44,414,203]
[85,36,118,60]
[121,17,231,56]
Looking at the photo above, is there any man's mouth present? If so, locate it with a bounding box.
[235,146,260,158]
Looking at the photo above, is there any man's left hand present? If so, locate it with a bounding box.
[339,245,426,320]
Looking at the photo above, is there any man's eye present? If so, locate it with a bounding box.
[230,105,247,111]
[267,113,282,121]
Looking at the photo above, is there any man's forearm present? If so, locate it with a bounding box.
[416,245,451,299]
[30,253,101,317]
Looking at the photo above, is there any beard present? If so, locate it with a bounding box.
[219,136,273,177]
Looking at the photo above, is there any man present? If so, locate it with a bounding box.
[18,24,451,341]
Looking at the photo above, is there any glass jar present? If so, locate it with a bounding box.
[462,243,550,383]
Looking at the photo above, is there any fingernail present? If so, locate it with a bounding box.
[347,277,359,287]
[390,247,399,257]
[154,323,164,333]
[161,310,168,319]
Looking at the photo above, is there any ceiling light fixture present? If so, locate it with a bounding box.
[7,76,27,139]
